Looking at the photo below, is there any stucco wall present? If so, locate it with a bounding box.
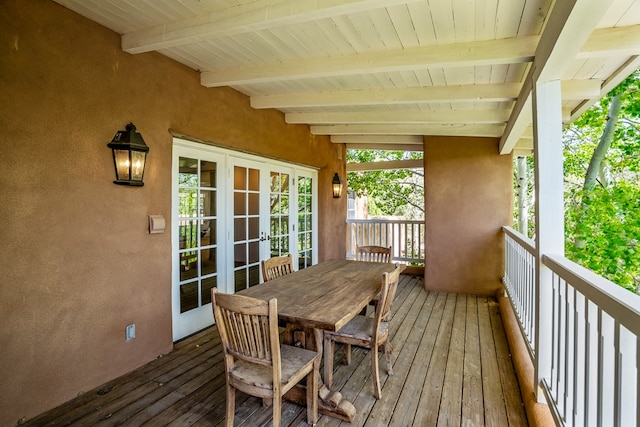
[0,1,345,424]
[424,136,513,296]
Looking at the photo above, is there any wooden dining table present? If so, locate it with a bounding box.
[238,258,404,422]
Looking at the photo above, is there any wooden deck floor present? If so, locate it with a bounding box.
[25,275,527,426]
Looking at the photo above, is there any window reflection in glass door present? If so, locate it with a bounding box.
[297,176,314,270]
[233,165,261,292]
[269,171,290,258]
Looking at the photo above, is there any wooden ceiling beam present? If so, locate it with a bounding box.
[331,134,423,145]
[201,36,538,86]
[333,135,423,151]
[287,109,512,124]
[579,25,640,58]
[122,0,411,53]
[347,159,423,172]
[200,23,638,88]
[253,83,521,108]
[312,123,504,137]
[345,143,424,151]
[253,79,599,109]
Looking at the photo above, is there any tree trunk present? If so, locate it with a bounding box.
[516,156,529,237]
[583,94,622,192]
[574,94,622,249]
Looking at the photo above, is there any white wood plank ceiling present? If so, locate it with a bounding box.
[54,0,640,155]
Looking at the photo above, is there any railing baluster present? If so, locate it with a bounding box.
[564,279,570,421]
[637,335,640,427]
[597,309,603,427]
[572,288,578,427]
[551,277,562,412]
[614,322,621,427]
[584,297,590,427]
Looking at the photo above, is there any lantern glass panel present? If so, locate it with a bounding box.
[113,149,130,181]
[131,151,146,182]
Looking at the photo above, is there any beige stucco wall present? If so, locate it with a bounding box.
[424,136,513,296]
[0,1,346,424]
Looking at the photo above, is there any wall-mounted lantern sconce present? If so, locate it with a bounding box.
[332,172,343,198]
[107,122,149,186]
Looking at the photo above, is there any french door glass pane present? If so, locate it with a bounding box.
[248,217,259,239]
[178,157,218,313]
[234,165,261,291]
[200,246,216,276]
[200,161,216,187]
[248,193,259,215]
[180,281,198,313]
[269,171,290,257]
[297,176,313,270]
[179,189,198,217]
[201,276,217,305]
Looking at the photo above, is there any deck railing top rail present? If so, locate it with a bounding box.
[543,253,640,335]
[502,226,535,254]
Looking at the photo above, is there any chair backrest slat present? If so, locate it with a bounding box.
[212,289,278,368]
[262,254,295,282]
[356,245,392,263]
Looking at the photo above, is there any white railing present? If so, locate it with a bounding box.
[503,227,640,427]
[542,255,640,427]
[346,219,425,264]
[503,226,537,358]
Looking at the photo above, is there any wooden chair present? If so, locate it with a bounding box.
[261,254,295,282]
[211,288,319,427]
[356,246,392,312]
[356,245,392,263]
[323,265,402,399]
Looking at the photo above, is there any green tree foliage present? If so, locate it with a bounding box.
[346,150,424,218]
[563,69,640,292]
[565,183,640,292]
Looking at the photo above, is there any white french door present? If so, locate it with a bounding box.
[229,158,268,293]
[172,145,224,340]
[172,139,317,341]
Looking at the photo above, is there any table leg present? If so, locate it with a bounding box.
[282,324,357,422]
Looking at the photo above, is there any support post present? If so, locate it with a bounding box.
[532,78,565,401]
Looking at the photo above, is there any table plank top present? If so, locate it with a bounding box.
[238,259,404,331]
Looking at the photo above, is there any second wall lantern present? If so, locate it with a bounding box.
[108,122,149,186]
[332,172,343,198]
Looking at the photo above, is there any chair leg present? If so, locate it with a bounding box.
[306,362,319,426]
[343,343,352,365]
[323,334,334,388]
[372,342,381,399]
[384,339,394,376]
[225,384,235,427]
[272,396,282,427]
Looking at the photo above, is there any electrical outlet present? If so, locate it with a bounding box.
[125,324,136,341]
